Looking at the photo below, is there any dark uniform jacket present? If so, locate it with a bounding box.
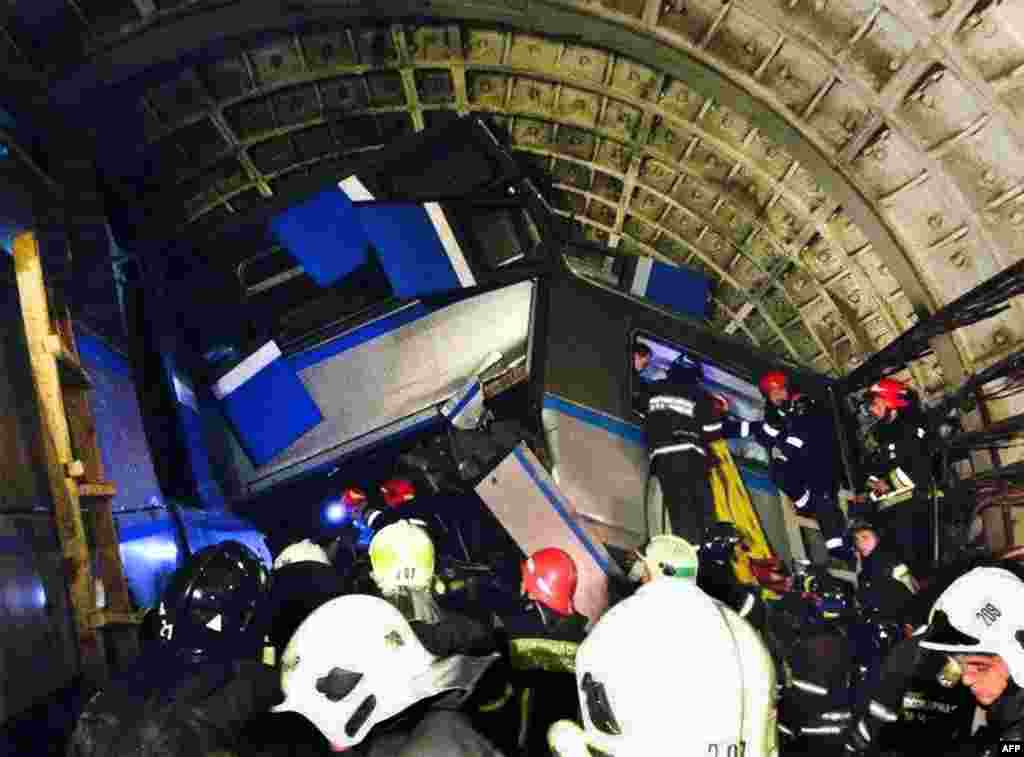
[723,395,837,502]
[70,653,282,757]
[864,406,934,496]
[640,376,718,460]
[968,684,1024,756]
[268,561,349,653]
[472,604,587,756]
[409,608,499,658]
[357,710,506,757]
[857,545,915,622]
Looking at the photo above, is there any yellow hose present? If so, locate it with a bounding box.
[708,439,774,585]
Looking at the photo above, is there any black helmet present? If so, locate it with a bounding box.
[154,540,270,662]
[700,522,743,565]
[668,354,702,385]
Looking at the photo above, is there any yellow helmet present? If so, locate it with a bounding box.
[369,520,435,593]
[643,535,699,581]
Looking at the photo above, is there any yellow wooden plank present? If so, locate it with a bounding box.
[93,609,146,628]
[12,231,105,681]
[76,481,118,498]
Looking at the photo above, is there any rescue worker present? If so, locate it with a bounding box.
[775,571,857,750]
[849,519,917,622]
[845,565,1024,755]
[367,519,495,657]
[273,594,502,755]
[697,522,763,625]
[632,341,665,383]
[475,547,589,756]
[546,577,778,757]
[860,376,937,574]
[723,370,850,563]
[639,354,719,544]
[68,541,281,757]
[267,538,349,656]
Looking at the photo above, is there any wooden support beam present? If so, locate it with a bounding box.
[93,609,147,628]
[77,481,118,498]
[55,309,134,616]
[12,231,106,684]
[90,501,133,615]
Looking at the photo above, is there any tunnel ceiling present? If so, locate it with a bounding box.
[4,0,1024,395]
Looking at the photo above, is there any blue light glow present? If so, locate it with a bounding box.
[324,502,347,524]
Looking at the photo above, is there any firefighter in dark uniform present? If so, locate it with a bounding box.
[69,541,290,757]
[723,370,850,562]
[850,519,918,622]
[640,354,719,544]
[697,522,765,628]
[475,547,588,756]
[843,563,1024,757]
[859,377,937,576]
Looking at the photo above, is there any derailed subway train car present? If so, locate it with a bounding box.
[537,250,849,568]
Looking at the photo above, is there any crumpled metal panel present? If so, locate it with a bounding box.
[240,283,534,486]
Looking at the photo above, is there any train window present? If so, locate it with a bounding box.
[629,332,770,467]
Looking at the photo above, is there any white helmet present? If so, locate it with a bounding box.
[273,539,330,571]
[549,579,778,757]
[635,535,699,582]
[273,594,498,750]
[919,566,1024,684]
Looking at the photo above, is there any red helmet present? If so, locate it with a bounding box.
[758,371,788,396]
[341,487,367,508]
[522,548,578,616]
[380,478,416,508]
[868,377,911,411]
[711,393,730,418]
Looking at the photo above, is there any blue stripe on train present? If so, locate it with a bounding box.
[542,392,776,495]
